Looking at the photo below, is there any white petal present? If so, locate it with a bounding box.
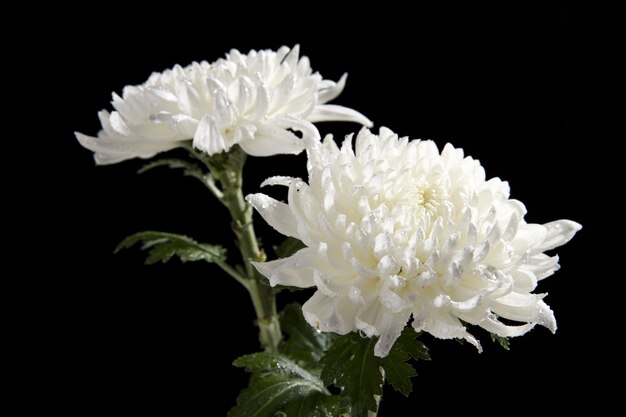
[239,122,305,156]
[214,91,236,125]
[246,193,299,238]
[282,44,300,71]
[490,293,556,330]
[313,270,352,296]
[236,76,255,114]
[534,220,582,252]
[252,250,315,287]
[302,291,334,332]
[260,176,297,187]
[449,294,484,312]
[288,181,322,227]
[149,113,198,138]
[318,72,347,103]
[174,77,201,115]
[233,124,256,143]
[276,116,321,145]
[192,115,228,155]
[534,300,557,333]
[511,224,546,253]
[511,268,538,292]
[424,310,466,339]
[502,211,520,241]
[308,104,373,127]
[332,298,360,334]
[302,291,356,335]
[74,132,179,165]
[525,254,560,279]
[109,111,132,136]
[374,309,411,357]
[479,316,535,337]
[250,84,270,120]
[355,301,385,337]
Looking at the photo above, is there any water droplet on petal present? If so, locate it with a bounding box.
[349,286,362,302]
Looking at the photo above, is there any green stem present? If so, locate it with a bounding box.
[205,173,224,201]
[203,146,282,353]
[214,258,248,288]
[222,177,282,353]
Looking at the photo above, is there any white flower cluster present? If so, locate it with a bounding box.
[77,45,580,359]
[76,45,371,164]
[248,128,581,357]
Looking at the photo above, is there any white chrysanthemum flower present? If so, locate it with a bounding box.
[247,127,581,357]
[75,45,372,164]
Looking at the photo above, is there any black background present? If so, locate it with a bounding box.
[22,2,609,416]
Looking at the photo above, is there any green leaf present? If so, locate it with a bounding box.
[490,333,511,350]
[280,304,334,369]
[274,237,306,259]
[228,374,322,417]
[393,328,431,362]
[380,328,430,396]
[233,352,322,387]
[281,392,348,417]
[115,231,226,265]
[230,306,346,416]
[381,350,415,396]
[230,352,340,417]
[320,333,382,417]
[320,329,430,415]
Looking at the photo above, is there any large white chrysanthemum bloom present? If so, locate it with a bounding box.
[247,128,581,357]
[75,45,372,164]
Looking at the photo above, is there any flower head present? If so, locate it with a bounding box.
[76,45,372,164]
[247,127,581,357]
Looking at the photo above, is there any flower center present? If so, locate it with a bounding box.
[416,185,440,212]
[410,181,445,216]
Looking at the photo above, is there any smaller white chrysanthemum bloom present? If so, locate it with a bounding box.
[247,127,581,357]
[76,45,372,164]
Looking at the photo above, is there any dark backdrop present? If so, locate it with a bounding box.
[26,2,607,416]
